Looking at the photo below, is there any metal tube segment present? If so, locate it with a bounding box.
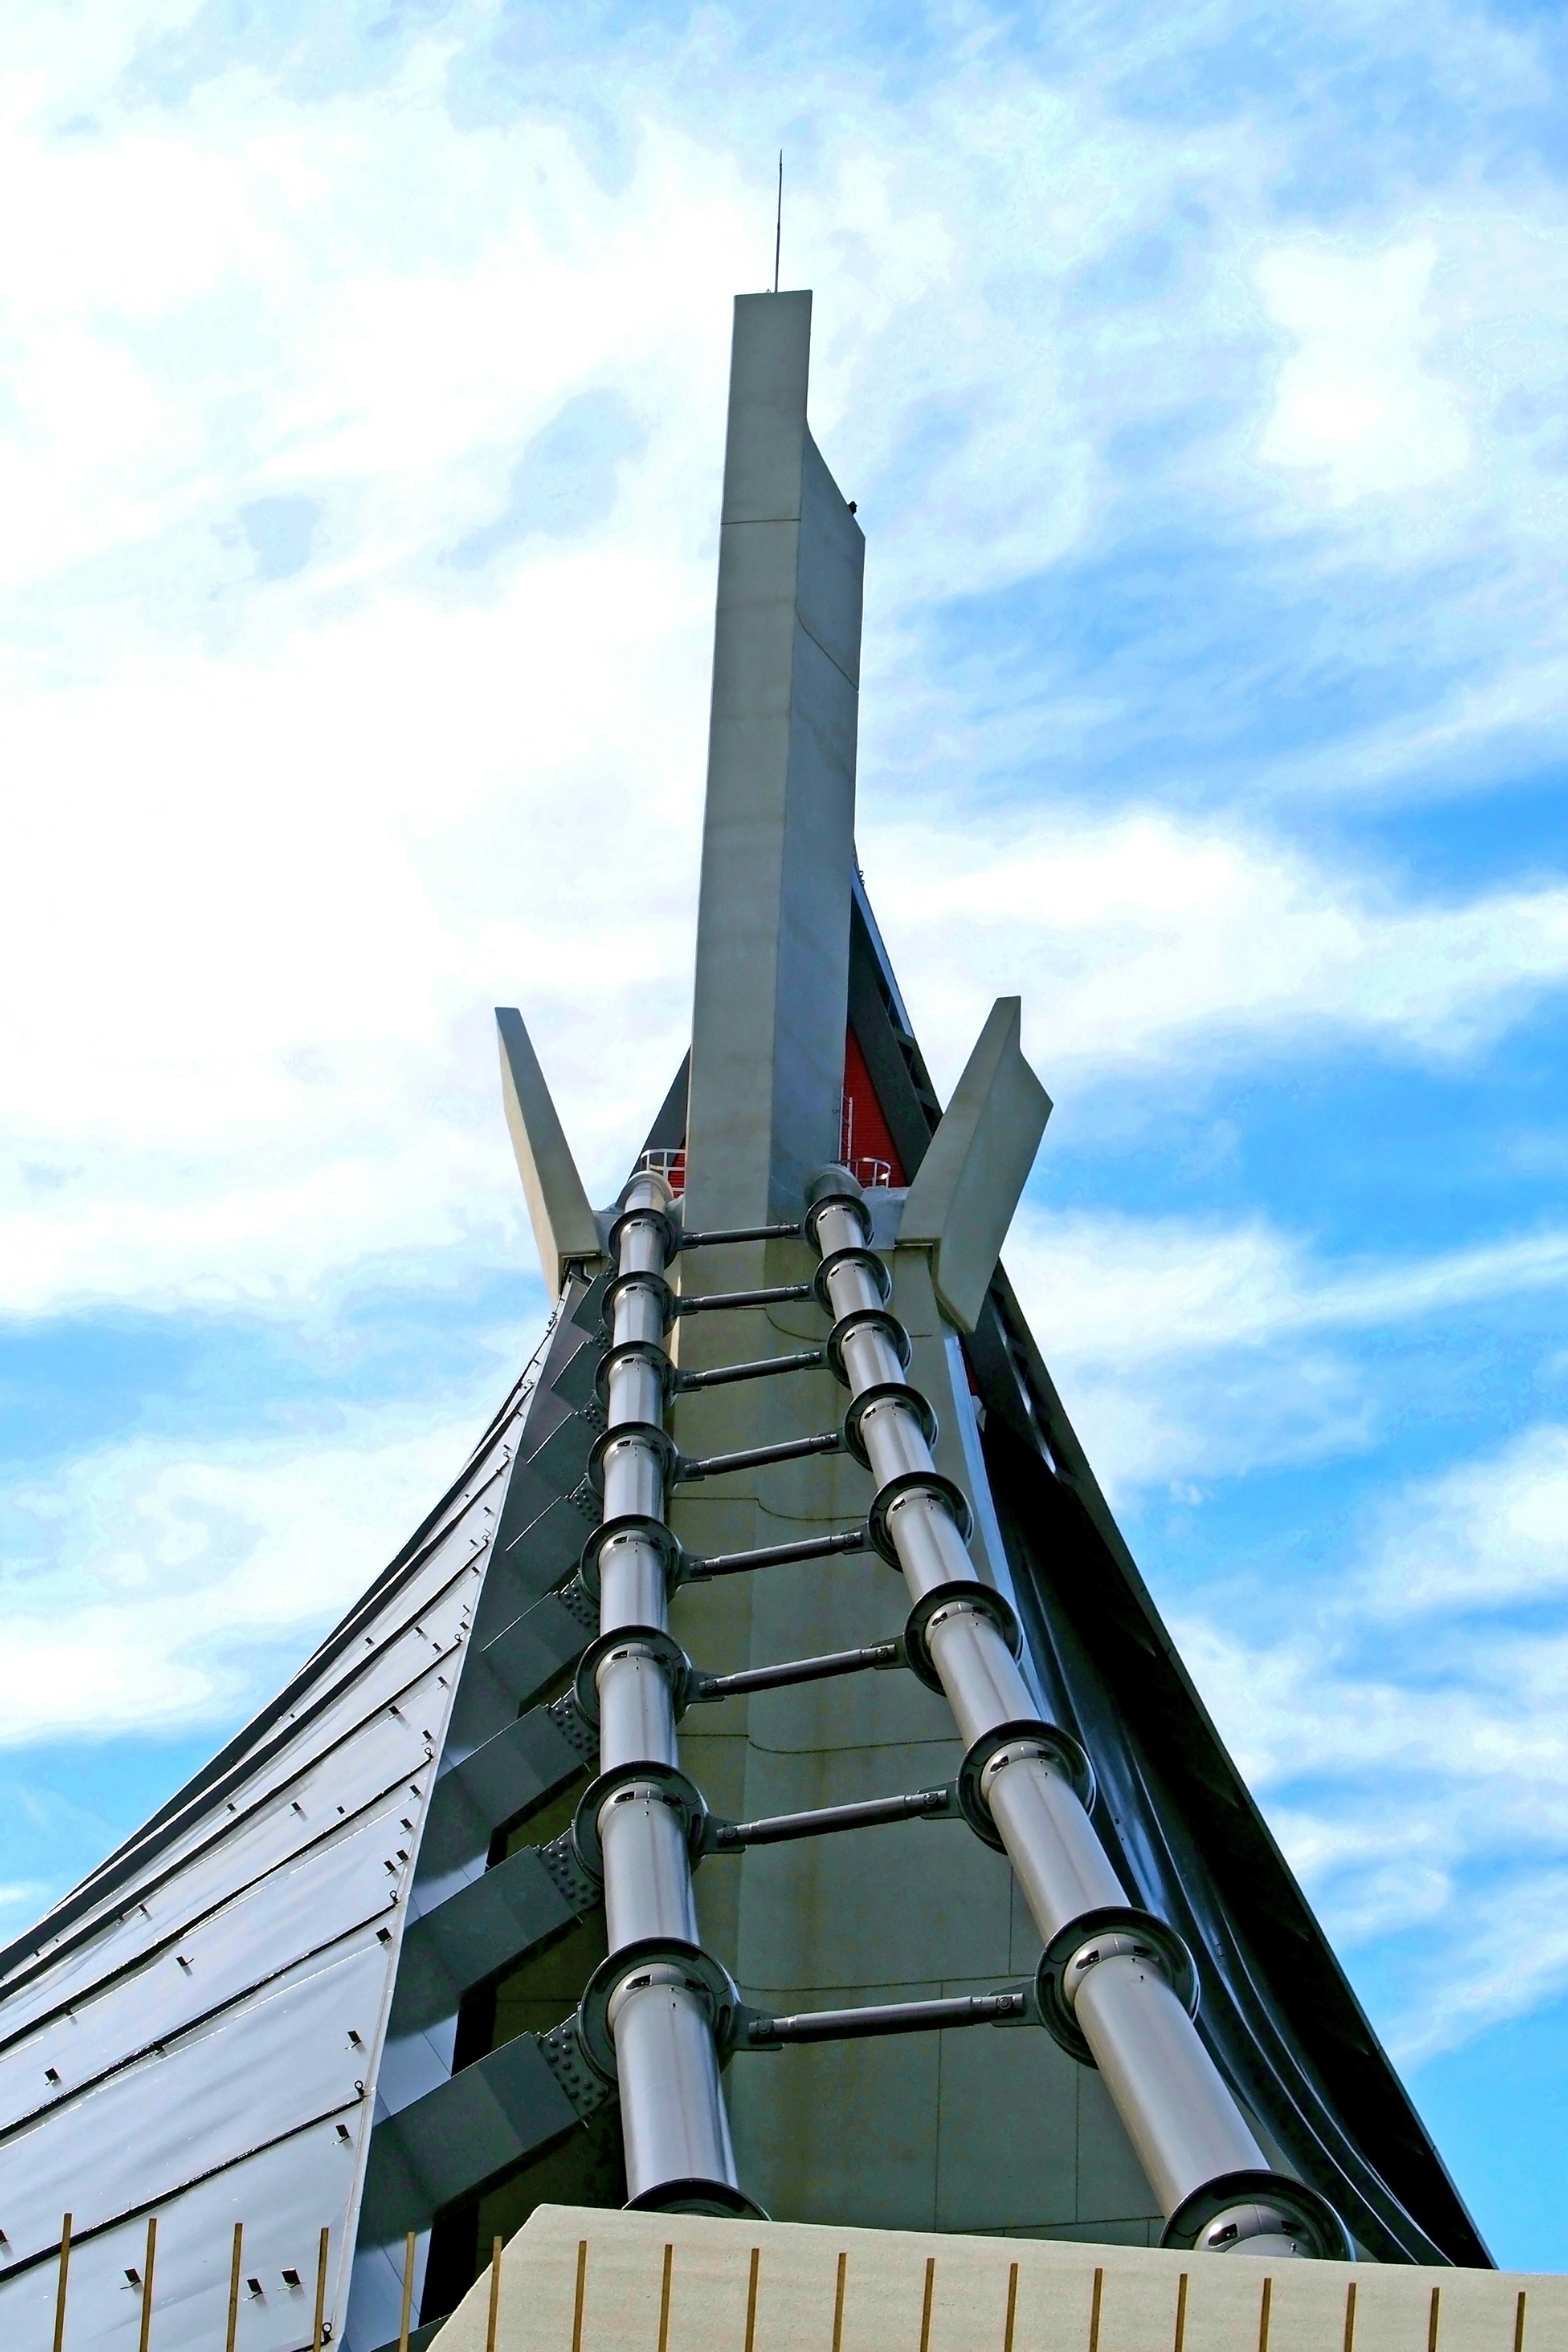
[677,1429,844,1481]
[746,1989,1029,2046]
[808,1175,1321,2258]
[594,1172,741,2209]
[691,1638,902,1701]
[683,1527,866,1581]
[710,1786,952,1849]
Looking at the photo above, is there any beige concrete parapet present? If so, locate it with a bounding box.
[429,2204,1563,2352]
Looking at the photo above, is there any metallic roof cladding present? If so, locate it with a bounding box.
[0,1324,560,2350]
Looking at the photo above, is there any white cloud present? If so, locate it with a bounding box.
[1257,236,1471,503]
[0,13,1561,1328]
[0,1386,503,1746]
[868,807,1568,1101]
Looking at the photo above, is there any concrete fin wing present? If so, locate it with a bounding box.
[898,996,1052,1332]
[496,1008,603,1290]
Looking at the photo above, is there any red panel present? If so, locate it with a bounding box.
[841,1027,908,1188]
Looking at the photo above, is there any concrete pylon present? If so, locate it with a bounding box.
[0,294,1491,2352]
[684,291,865,1232]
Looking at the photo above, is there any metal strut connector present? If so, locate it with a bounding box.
[804,1168,1348,2263]
[579,1171,757,2218]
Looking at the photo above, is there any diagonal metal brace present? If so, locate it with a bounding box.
[677,1223,802,1250]
[679,1526,867,1582]
[675,1283,815,1314]
[677,1347,826,1392]
[676,1430,844,1482]
[739,1987,1033,2049]
[703,1784,956,1851]
[689,1639,903,1703]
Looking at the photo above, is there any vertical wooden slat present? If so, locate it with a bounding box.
[1004,2262,1020,2352]
[831,2253,848,2352]
[1343,2280,1358,2352]
[225,2224,244,2352]
[570,2238,588,2352]
[486,2236,504,2352]
[1428,2287,1442,2352]
[312,2225,330,2352]
[745,2248,762,2352]
[1174,2272,1189,2352]
[1515,2292,1528,2352]
[919,2258,937,2352]
[51,2213,72,2352]
[398,2230,417,2352]
[657,2245,674,2352]
[137,2216,158,2352]
[1258,2275,1273,2352]
[1089,2267,1105,2352]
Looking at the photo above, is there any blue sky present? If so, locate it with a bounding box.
[3,0,1568,2270]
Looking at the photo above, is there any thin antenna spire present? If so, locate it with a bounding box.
[773,150,782,292]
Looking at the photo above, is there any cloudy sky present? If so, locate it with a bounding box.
[3,0,1568,2268]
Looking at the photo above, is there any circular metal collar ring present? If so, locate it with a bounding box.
[956,1717,1096,1850]
[575,1934,741,2082]
[811,1245,892,1314]
[577,1514,683,1600]
[1035,1902,1196,2065]
[826,1307,911,1388]
[867,1468,975,1566]
[903,1579,1022,1694]
[843,1381,937,1471]
[1160,2169,1352,2261]
[572,1626,692,1726]
[569,1760,709,1883]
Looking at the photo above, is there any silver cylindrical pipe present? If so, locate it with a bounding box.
[600,1430,667,1523]
[592,1172,739,2201]
[599,1787,700,1947]
[808,1177,1300,2249]
[1074,1954,1266,2211]
[597,1647,679,1770]
[607,1356,668,1425]
[609,1970,738,2201]
[598,1532,670,1631]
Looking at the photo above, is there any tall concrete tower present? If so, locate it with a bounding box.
[0,295,1488,2352]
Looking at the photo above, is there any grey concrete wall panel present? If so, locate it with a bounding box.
[496,1007,604,1290]
[900,996,1051,1333]
[685,291,864,1230]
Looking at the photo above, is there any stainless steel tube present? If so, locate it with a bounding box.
[595,1172,739,2206]
[810,1182,1289,2251]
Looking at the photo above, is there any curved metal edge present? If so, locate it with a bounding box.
[575,1936,742,2083]
[595,1340,679,1412]
[1034,1902,1198,2066]
[625,2178,770,2221]
[577,1514,683,1601]
[803,1169,871,1254]
[572,1627,692,1726]
[903,1580,1022,1695]
[843,1381,936,1470]
[586,1421,680,1496]
[1160,2169,1354,2261]
[956,1717,1096,1851]
[569,1762,709,1882]
[598,1268,677,1338]
[825,1305,910,1386]
[867,1468,975,1564]
[812,1245,892,1314]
